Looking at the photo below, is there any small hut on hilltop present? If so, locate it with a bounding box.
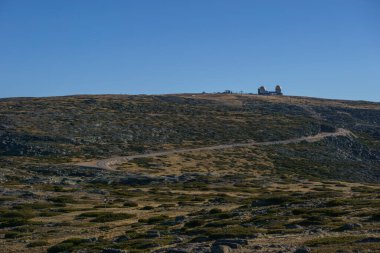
[258,85,283,95]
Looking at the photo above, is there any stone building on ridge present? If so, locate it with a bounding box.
[258,85,283,95]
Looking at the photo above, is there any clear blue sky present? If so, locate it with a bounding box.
[0,0,379,101]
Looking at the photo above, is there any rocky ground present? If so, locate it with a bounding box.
[0,94,379,252]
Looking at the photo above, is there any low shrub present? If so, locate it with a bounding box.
[141,206,155,210]
[145,215,169,224]
[305,235,366,246]
[0,217,29,228]
[47,238,93,253]
[27,240,48,247]
[92,213,135,222]
[185,219,205,228]
[48,195,76,204]
[123,200,138,207]
[77,212,135,222]
[252,196,296,207]
[209,208,223,214]
[369,213,380,221]
[47,243,74,253]
[4,231,24,239]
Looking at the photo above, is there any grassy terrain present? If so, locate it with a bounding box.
[0,93,379,252]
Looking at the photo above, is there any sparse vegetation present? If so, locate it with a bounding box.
[77,212,135,222]
[0,94,379,252]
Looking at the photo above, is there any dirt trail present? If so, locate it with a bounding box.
[77,128,352,170]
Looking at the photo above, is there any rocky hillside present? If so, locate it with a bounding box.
[0,93,379,182]
[1,93,380,253]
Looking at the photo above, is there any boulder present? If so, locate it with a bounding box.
[210,239,247,252]
[165,249,189,253]
[211,245,233,253]
[174,215,186,224]
[102,248,128,253]
[295,246,311,253]
[357,237,380,243]
[213,239,248,247]
[113,235,130,243]
[119,175,160,186]
[285,224,303,229]
[337,223,362,231]
[146,230,161,238]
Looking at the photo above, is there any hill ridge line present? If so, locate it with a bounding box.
[76,128,352,170]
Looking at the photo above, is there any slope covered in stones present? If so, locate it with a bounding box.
[0,93,379,182]
[0,93,379,253]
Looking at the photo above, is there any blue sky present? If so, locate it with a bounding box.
[0,0,379,101]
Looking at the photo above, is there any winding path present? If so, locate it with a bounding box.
[77,128,352,170]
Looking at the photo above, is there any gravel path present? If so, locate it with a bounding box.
[77,128,352,170]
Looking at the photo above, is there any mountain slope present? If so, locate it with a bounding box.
[1,93,380,253]
[1,93,379,182]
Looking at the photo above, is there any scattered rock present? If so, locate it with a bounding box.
[119,175,161,186]
[357,237,380,243]
[84,237,98,243]
[213,238,248,247]
[102,248,128,253]
[210,239,247,252]
[173,236,185,243]
[309,228,325,234]
[90,177,114,185]
[174,215,186,224]
[285,224,303,229]
[138,243,160,249]
[209,197,227,204]
[113,235,130,243]
[165,249,189,253]
[337,223,362,231]
[190,236,209,243]
[146,230,161,238]
[191,245,210,253]
[211,244,233,253]
[241,222,255,227]
[295,246,311,253]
